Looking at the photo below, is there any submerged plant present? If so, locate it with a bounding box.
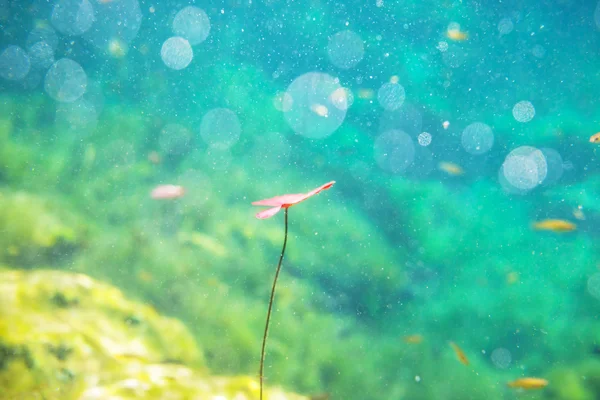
[252,181,335,400]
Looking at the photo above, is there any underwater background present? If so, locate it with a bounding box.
[1,0,600,399]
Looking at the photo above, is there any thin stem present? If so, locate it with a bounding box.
[260,207,289,400]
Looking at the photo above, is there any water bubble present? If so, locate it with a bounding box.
[55,98,97,135]
[161,37,193,70]
[330,87,353,111]
[28,41,55,69]
[82,0,142,53]
[436,41,449,52]
[418,132,432,146]
[0,46,31,81]
[461,122,494,155]
[442,47,468,68]
[327,30,364,69]
[51,0,95,36]
[377,82,406,111]
[199,108,241,149]
[490,348,512,369]
[531,45,545,58]
[540,148,563,186]
[380,103,423,136]
[588,272,600,300]
[497,18,514,35]
[172,6,210,45]
[512,101,535,123]
[250,132,292,172]
[273,91,293,112]
[44,58,87,102]
[27,25,59,50]
[159,124,193,156]
[374,130,415,174]
[501,146,547,191]
[283,72,347,139]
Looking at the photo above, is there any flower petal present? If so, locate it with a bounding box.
[256,206,282,219]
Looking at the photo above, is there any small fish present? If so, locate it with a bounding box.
[532,219,576,233]
[507,377,549,390]
[573,207,586,221]
[446,28,468,41]
[439,161,464,176]
[449,341,469,365]
[403,334,424,344]
[151,184,185,200]
[357,88,374,99]
[589,132,600,143]
[442,120,450,130]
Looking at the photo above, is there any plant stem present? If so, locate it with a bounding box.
[260,207,289,400]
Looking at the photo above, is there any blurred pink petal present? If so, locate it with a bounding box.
[151,184,185,200]
[252,181,335,219]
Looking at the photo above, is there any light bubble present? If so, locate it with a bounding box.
[199,108,241,150]
[436,41,448,52]
[172,6,210,45]
[327,30,364,69]
[273,91,293,112]
[461,122,494,155]
[540,148,563,186]
[490,348,512,369]
[588,273,600,300]
[374,130,415,174]
[380,103,423,136]
[283,72,347,139]
[497,18,514,35]
[82,0,142,52]
[51,0,95,36]
[442,48,468,68]
[27,26,59,50]
[0,46,31,81]
[418,132,432,146]
[28,41,55,69]
[531,45,545,58]
[44,58,87,102]
[55,98,97,135]
[161,37,193,70]
[330,87,353,111]
[501,146,547,191]
[250,132,292,172]
[377,82,406,111]
[512,101,535,123]
[159,124,193,156]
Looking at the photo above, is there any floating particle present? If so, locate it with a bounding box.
[418,132,432,146]
[44,58,87,102]
[161,37,193,70]
[512,101,535,123]
[461,122,494,155]
[327,30,364,69]
[377,82,406,111]
[172,6,210,45]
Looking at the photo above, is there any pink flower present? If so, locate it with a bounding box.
[251,181,335,219]
[150,184,185,200]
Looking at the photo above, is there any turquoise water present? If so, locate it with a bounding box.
[1,0,600,399]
